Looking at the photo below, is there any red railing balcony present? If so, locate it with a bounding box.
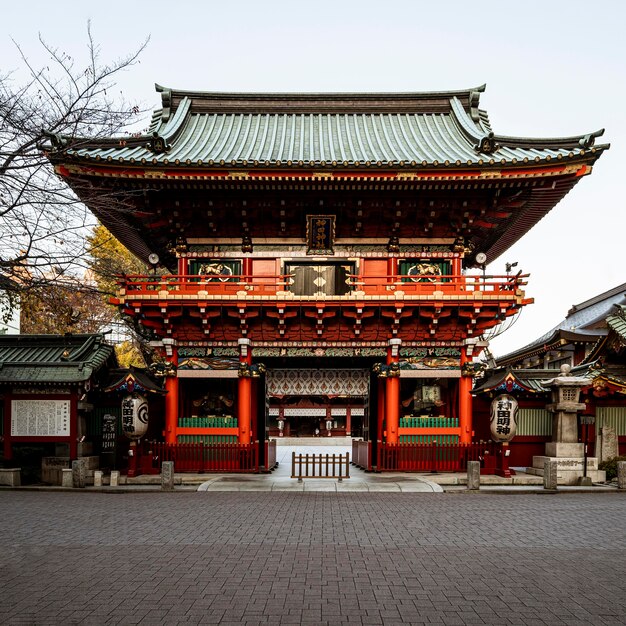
[118,273,528,300]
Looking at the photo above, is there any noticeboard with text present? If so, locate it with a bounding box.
[11,399,70,437]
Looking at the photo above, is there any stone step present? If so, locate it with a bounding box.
[531,455,599,471]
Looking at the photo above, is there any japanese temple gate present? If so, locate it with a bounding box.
[47,84,607,470]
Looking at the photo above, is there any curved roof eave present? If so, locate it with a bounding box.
[155,82,488,106]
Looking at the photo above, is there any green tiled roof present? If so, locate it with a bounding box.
[57,84,608,169]
[606,305,626,341]
[0,334,115,385]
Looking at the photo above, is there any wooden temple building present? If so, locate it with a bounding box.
[473,284,626,466]
[46,84,608,470]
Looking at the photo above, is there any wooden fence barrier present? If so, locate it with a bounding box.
[291,452,350,481]
[139,441,259,473]
[265,440,277,471]
[352,439,372,471]
[377,441,499,472]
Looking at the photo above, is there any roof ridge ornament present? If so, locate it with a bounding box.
[148,131,170,154]
[475,131,499,155]
[42,130,66,150]
[579,129,604,149]
[468,84,486,122]
[155,83,172,121]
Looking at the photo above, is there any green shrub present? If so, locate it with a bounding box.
[598,456,626,481]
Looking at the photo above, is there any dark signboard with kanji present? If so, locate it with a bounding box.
[102,414,117,453]
[306,215,335,255]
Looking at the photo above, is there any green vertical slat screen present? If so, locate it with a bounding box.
[516,409,551,436]
[177,435,237,444]
[178,417,238,428]
[596,407,626,436]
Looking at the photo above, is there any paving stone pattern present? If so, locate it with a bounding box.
[1,492,625,625]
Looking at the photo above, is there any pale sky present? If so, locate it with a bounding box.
[3,0,625,356]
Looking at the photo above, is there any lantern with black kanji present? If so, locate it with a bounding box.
[121,393,149,440]
[490,394,518,442]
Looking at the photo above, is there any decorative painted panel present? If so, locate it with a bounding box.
[399,259,451,282]
[284,408,327,416]
[189,259,241,281]
[178,356,239,370]
[267,369,369,396]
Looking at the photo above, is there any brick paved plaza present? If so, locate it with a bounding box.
[1,492,625,625]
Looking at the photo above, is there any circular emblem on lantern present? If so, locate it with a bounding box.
[121,393,149,440]
[490,394,518,442]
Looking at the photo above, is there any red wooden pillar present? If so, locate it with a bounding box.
[69,392,78,460]
[386,256,396,284]
[459,347,473,444]
[385,338,401,444]
[3,395,12,460]
[242,257,253,284]
[164,346,179,445]
[346,407,351,437]
[251,374,258,442]
[238,338,252,444]
[451,256,462,288]
[497,442,512,478]
[377,379,385,441]
[178,256,188,276]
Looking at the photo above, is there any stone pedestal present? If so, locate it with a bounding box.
[93,470,103,487]
[72,459,86,488]
[467,461,480,490]
[543,459,558,490]
[526,365,605,485]
[618,462,626,490]
[43,455,99,485]
[544,442,583,458]
[42,457,70,485]
[0,468,21,487]
[597,426,619,463]
[61,468,73,488]
[161,461,175,491]
[528,456,605,485]
[110,470,120,487]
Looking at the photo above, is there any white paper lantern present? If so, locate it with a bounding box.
[490,394,518,442]
[121,393,149,440]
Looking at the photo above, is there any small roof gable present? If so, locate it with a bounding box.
[497,283,626,365]
[573,361,626,395]
[581,305,626,364]
[104,366,164,395]
[0,333,116,385]
[606,305,626,342]
[473,368,550,395]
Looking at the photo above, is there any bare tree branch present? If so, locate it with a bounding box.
[0,24,149,297]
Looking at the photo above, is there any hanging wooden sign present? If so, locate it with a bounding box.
[306,215,335,255]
